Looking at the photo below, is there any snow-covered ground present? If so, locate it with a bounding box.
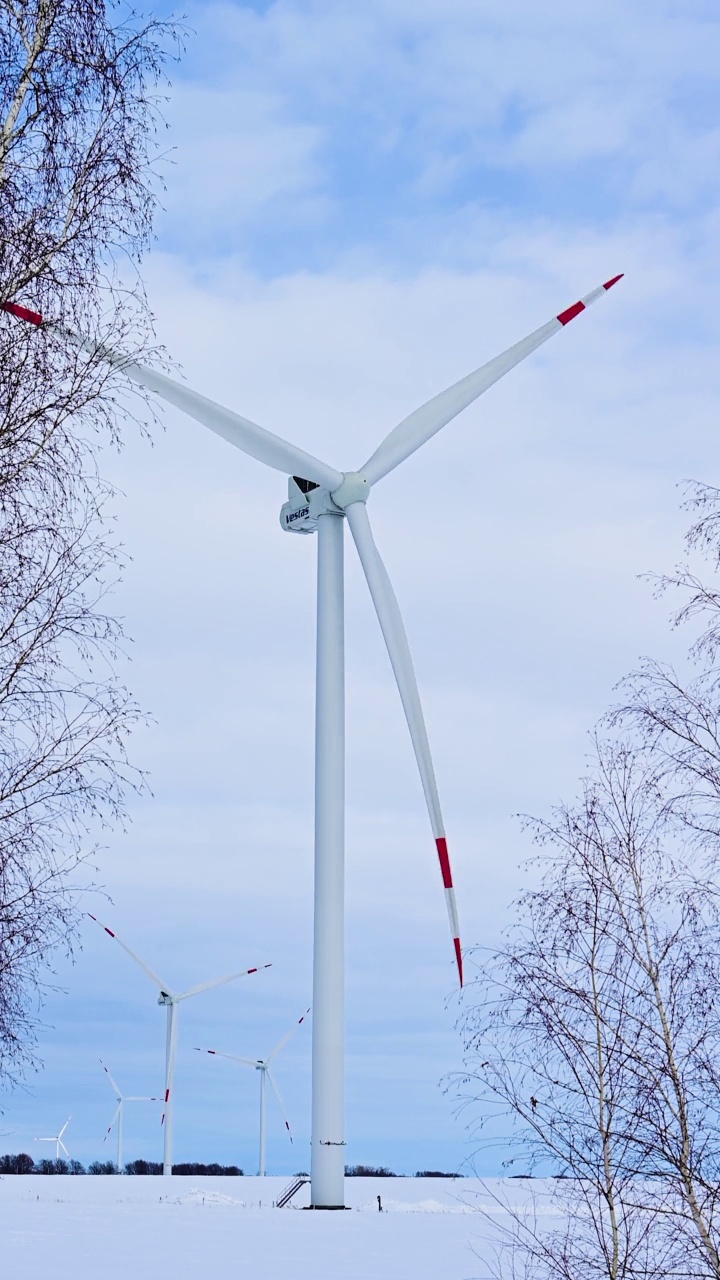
[1,1174,538,1279]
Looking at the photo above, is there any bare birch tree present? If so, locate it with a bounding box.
[458,738,720,1279]
[0,1,180,1083]
[613,481,720,847]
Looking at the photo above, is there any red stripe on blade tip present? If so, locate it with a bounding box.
[454,938,464,987]
[557,299,585,326]
[104,927,115,937]
[1,300,43,326]
[435,837,453,889]
[164,1089,170,1102]
[603,273,624,290]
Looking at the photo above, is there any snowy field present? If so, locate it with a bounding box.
[0,1173,542,1279]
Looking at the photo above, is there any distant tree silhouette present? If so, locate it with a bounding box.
[36,1158,69,1174]
[124,1159,162,1175]
[123,1158,243,1175]
[88,1160,116,1175]
[345,1164,397,1177]
[0,1152,34,1173]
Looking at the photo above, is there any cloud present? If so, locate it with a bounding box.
[160,0,720,272]
[159,84,328,250]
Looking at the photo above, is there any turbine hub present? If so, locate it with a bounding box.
[330,471,369,510]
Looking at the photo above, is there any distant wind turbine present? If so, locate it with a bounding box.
[100,1059,159,1174]
[195,1006,310,1175]
[35,1117,71,1162]
[2,274,623,1206]
[87,914,271,1175]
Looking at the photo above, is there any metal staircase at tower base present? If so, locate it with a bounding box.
[276,1176,309,1208]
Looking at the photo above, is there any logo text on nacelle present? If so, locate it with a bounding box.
[286,506,310,525]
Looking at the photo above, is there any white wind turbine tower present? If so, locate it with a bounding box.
[35,1117,71,1162]
[87,914,271,1175]
[195,1006,310,1176]
[100,1059,159,1174]
[2,273,623,1206]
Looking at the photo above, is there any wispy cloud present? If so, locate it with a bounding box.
[160,0,720,272]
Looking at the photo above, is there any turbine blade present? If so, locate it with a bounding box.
[125,1097,161,1102]
[360,274,624,485]
[267,1007,311,1063]
[86,915,173,994]
[59,1140,70,1158]
[266,1070,294,1145]
[0,302,342,490]
[103,1104,122,1141]
[59,1117,71,1138]
[111,356,342,490]
[177,963,271,1001]
[345,502,463,984]
[193,1047,257,1068]
[99,1058,123,1099]
[0,300,42,326]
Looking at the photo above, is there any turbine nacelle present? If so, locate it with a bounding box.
[280,471,370,534]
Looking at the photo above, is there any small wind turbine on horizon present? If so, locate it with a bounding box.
[100,1059,159,1174]
[87,914,271,1175]
[2,272,623,1206]
[35,1117,71,1162]
[195,1006,310,1176]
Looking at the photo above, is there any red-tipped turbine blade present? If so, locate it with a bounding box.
[436,837,463,986]
[345,501,463,986]
[0,300,43,326]
[0,300,342,489]
[267,1071,294,1145]
[361,273,624,485]
[557,273,624,325]
[86,913,173,993]
[267,1007,312,1062]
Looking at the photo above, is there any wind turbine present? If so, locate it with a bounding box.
[87,914,271,1175]
[100,1059,159,1174]
[195,1006,310,1175]
[35,1117,71,1162]
[2,273,623,1206]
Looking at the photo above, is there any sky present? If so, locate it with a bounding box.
[3,0,720,1177]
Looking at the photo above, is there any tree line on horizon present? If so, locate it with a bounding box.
[0,1153,463,1178]
[0,1155,244,1176]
